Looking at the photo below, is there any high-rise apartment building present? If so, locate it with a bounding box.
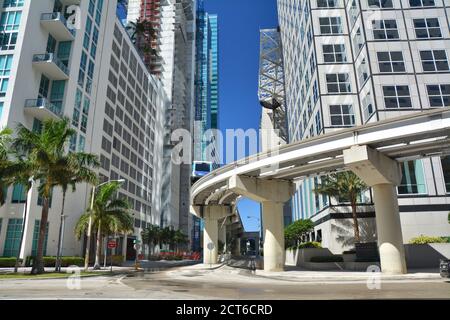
[0,0,168,260]
[278,0,450,252]
[123,0,196,248]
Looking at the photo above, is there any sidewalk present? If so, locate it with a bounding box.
[254,267,443,282]
[0,266,135,274]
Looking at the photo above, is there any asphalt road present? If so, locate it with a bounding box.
[0,266,449,300]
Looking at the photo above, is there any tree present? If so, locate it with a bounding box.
[13,118,78,275]
[0,128,13,206]
[75,181,133,270]
[141,224,160,256]
[284,219,314,248]
[126,19,157,45]
[54,152,99,272]
[174,230,188,253]
[10,159,34,273]
[313,171,368,243]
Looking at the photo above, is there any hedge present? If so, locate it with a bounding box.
[409,235,447,245]
[310,255,343,263]
[25,256,84,267]
[0,258,22,268]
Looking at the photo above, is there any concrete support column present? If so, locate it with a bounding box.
[372,184,407,274]
[261,201,285,272]
[218,224,227,254]
[203,216,219,264]
[193,205,230,265]
[344,145,407,274]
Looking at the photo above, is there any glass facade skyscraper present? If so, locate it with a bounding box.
[194,1,219,164]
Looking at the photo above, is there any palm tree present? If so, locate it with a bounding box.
[13,118,78,274]
[10,159,35,273]
[0,128,13,206]
[141,224,160,257]
[313,171,368,243]
[174,230,188,253]
[75,181,133,270]
[54,152,99,272]
[126,19,157,44]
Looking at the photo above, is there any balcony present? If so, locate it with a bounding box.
[32,53,69,80]
[40,12,75,42]
[24,98,62,121]
[60,0,81,5]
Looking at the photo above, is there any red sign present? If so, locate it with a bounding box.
[107,241,117,249]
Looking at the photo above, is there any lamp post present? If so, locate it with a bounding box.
[84,179,125,271]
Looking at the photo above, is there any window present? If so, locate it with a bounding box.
[413,18,442,39]
[383,85,412,108]
[38,75,50,99]
[11,183,26,203]
[442,156,450,193]
[317,0,338,8]
[0,78,8,97]
[3,218,22,257]
[326,73,351,93]
[31,220,48,257]
[0,54,12,75]
[0,11,21,31]
[323,44,346,63]
[420,50,449,72]
[372,20,399,40]
[409,0,435,7]
[398,160,426,194]
[50,80,65,112]
[377,51,405,73]
[363,92,375,122]
[330,105,355,127]
[358,58,369,86]
[0,101,3,119]
[3,0,24,8]
[319,17,343,34]
[427,84,450,107]
[368,0,393,8]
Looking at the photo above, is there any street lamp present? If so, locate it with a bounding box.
[84,179,125,271]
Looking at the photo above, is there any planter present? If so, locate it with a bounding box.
[405,243,450,269]
[302,262,344,271]
[285,248,335,267]
[344,261,380,271]
[342,253,356,262]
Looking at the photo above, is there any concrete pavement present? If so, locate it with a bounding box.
[0,263,448,299]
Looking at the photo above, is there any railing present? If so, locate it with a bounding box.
[32,53,69,76]
[24,98,62,117]
[41,12,76,37]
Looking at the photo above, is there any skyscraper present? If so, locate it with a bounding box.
[278,0,450,252]
[0,0,168,260]
[194,1,219,165]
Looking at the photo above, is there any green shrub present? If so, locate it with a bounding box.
[298,242,322,249]
[25,256,84,267]
[310,255,343,263]
[409,235,447,244]
[0,257,22,267]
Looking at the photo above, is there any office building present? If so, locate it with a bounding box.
[278,0,450,252]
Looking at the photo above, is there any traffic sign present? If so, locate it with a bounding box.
[108,240,117,249]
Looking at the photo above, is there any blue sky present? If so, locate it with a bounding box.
[204,0,278,232]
